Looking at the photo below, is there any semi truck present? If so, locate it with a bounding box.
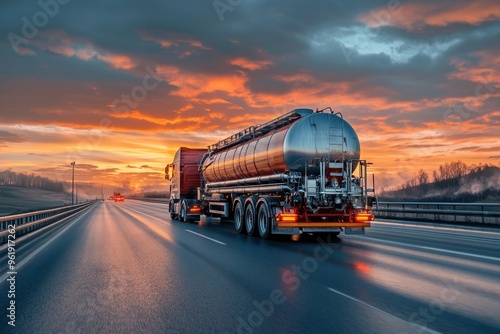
[165,108,376,239]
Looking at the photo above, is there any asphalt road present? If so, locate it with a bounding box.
[1,200,499,333]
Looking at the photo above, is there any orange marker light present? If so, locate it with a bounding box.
[189,206,202,212]
[354,213,374,222]
[276,213,298,222]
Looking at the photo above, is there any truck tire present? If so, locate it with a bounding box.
[233,200,245,234]
[169,200,178,220]
[180,201,187,222]
[244,199,257,236]
[257,201,272,240]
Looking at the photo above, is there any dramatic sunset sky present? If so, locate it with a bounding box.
[1,0,499,194]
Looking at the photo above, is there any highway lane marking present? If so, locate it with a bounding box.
[327,287,442,334]
[111,205,177,242]
[122,205,227,245]
[348,236,500,262]
[419,246,500,262]
[371,224,500,244]
[0,206,94,284]
[185,229,227,245]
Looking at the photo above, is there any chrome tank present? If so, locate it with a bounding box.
[202,110,360,183]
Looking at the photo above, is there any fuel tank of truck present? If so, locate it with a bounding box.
[201,109,360,183]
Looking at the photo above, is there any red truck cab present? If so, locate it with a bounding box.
[165,147,206,222]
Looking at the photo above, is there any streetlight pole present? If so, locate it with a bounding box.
[71,162,75,205]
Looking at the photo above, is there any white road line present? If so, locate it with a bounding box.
[0,207,93,284]
[371,225,499,242]
[327,287,442,334]
[349,236,500,262]
[373,221,500,235]
[419,246,500,262]
[185,229,227,245]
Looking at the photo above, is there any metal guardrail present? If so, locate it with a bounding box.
[0,200,99,244]
[128,198,169,204]
[374,202,500,225]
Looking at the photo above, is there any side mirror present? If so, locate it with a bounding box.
[165,164,174,181]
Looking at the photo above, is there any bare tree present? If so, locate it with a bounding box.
[417,169,429,185]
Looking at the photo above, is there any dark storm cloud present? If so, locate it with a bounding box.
[1,0,498,190]
[1,0,498,132]
[2,0,382,73]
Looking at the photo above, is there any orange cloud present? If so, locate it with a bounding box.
[230,57,273,71]
[29,30,136,70]
[156,63,401,114]
[173,104,194,114]
[359,0,500,29]
[99,54,135,70]
[191,98,232,105]
[244,76,394,111]
[208,112,225,119]
[274,73,315,83]
[51,46,134,70]
[150,37,211,50]
[110,109,209,128]
[156,65,248,99]
[449,51,500,85]
[227,113,274,125]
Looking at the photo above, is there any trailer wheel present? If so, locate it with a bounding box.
[234,201,245,234]
[244,202,257,236]
[257,202,271,240]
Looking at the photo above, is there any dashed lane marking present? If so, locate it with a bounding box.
[185,229,227,245]
[348,236,500,262]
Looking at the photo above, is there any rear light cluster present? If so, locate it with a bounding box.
[276,212,374,223]
[275,213,298,222]
[354,212,374,222]
[189,206,202,213]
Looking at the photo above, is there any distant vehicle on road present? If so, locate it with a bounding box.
[109,196,114,200]
[114,192,124,202]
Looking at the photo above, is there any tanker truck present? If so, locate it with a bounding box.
[165,108,376,239]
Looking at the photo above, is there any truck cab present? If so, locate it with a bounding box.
[165,147,206,222]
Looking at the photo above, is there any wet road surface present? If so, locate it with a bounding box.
[1,200,499,333]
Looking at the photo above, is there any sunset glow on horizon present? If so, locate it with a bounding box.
[1,0,499,194]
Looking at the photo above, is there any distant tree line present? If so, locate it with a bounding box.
[0,170,65,192]
[127,190,169,198]
[381,161,500,202]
